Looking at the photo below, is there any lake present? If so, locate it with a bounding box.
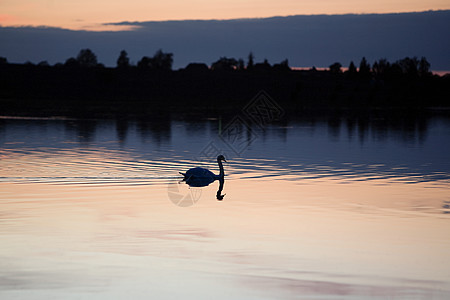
[1,109,450,299]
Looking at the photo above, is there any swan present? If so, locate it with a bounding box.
[179,155,226,187]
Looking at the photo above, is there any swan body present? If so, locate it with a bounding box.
[180,155,226,187]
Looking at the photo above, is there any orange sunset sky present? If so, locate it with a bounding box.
[1,0,449,30]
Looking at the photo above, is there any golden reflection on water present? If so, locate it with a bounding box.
[1,157,450,298]
[1,116,450,299]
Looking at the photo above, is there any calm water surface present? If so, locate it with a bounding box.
[1,114,450,299]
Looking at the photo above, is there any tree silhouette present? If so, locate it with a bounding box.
[0,57,7,65]
[117,50,130,68]
[347,61,357,77]
[237,58,245,70]
[151,49,173,70]
[247,52,254,69]
[77,49,98,67]
[138,49,173,70]
[64,57,79,68]
[372,58,390,77]
[388,62,403,78]
[329,62,342,74]
[184,63,209,72]
[137,56,152,69]
[397,57,419,77]
[359,57,371,78]
[419,57,431,77]
[38,61,49,67]
[211,57,238,71]
[253,59,271,71]
[273,59,290,71]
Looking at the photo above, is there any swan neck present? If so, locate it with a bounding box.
[217,159,224,177]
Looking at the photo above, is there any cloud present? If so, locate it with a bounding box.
[80,23,142,32]
[0,10,449,69]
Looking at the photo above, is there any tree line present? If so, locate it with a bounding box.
[329,56,433,79]
[0,48,440,79]
[0,49,291,72]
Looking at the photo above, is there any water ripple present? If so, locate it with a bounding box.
[1,146,449,187]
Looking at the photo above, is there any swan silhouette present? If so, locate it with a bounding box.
[216,177,225,200]
[179,155,226,188]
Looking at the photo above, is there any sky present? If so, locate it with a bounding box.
[1,11,449,69]
[1,0,450,30]
[1,2,449,70]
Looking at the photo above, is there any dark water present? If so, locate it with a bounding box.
[1,113,450,299]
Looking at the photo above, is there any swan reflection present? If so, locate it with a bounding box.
[180,155,226,200]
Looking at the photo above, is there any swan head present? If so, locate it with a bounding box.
[216,193,226,201]
[217,155,226,162]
